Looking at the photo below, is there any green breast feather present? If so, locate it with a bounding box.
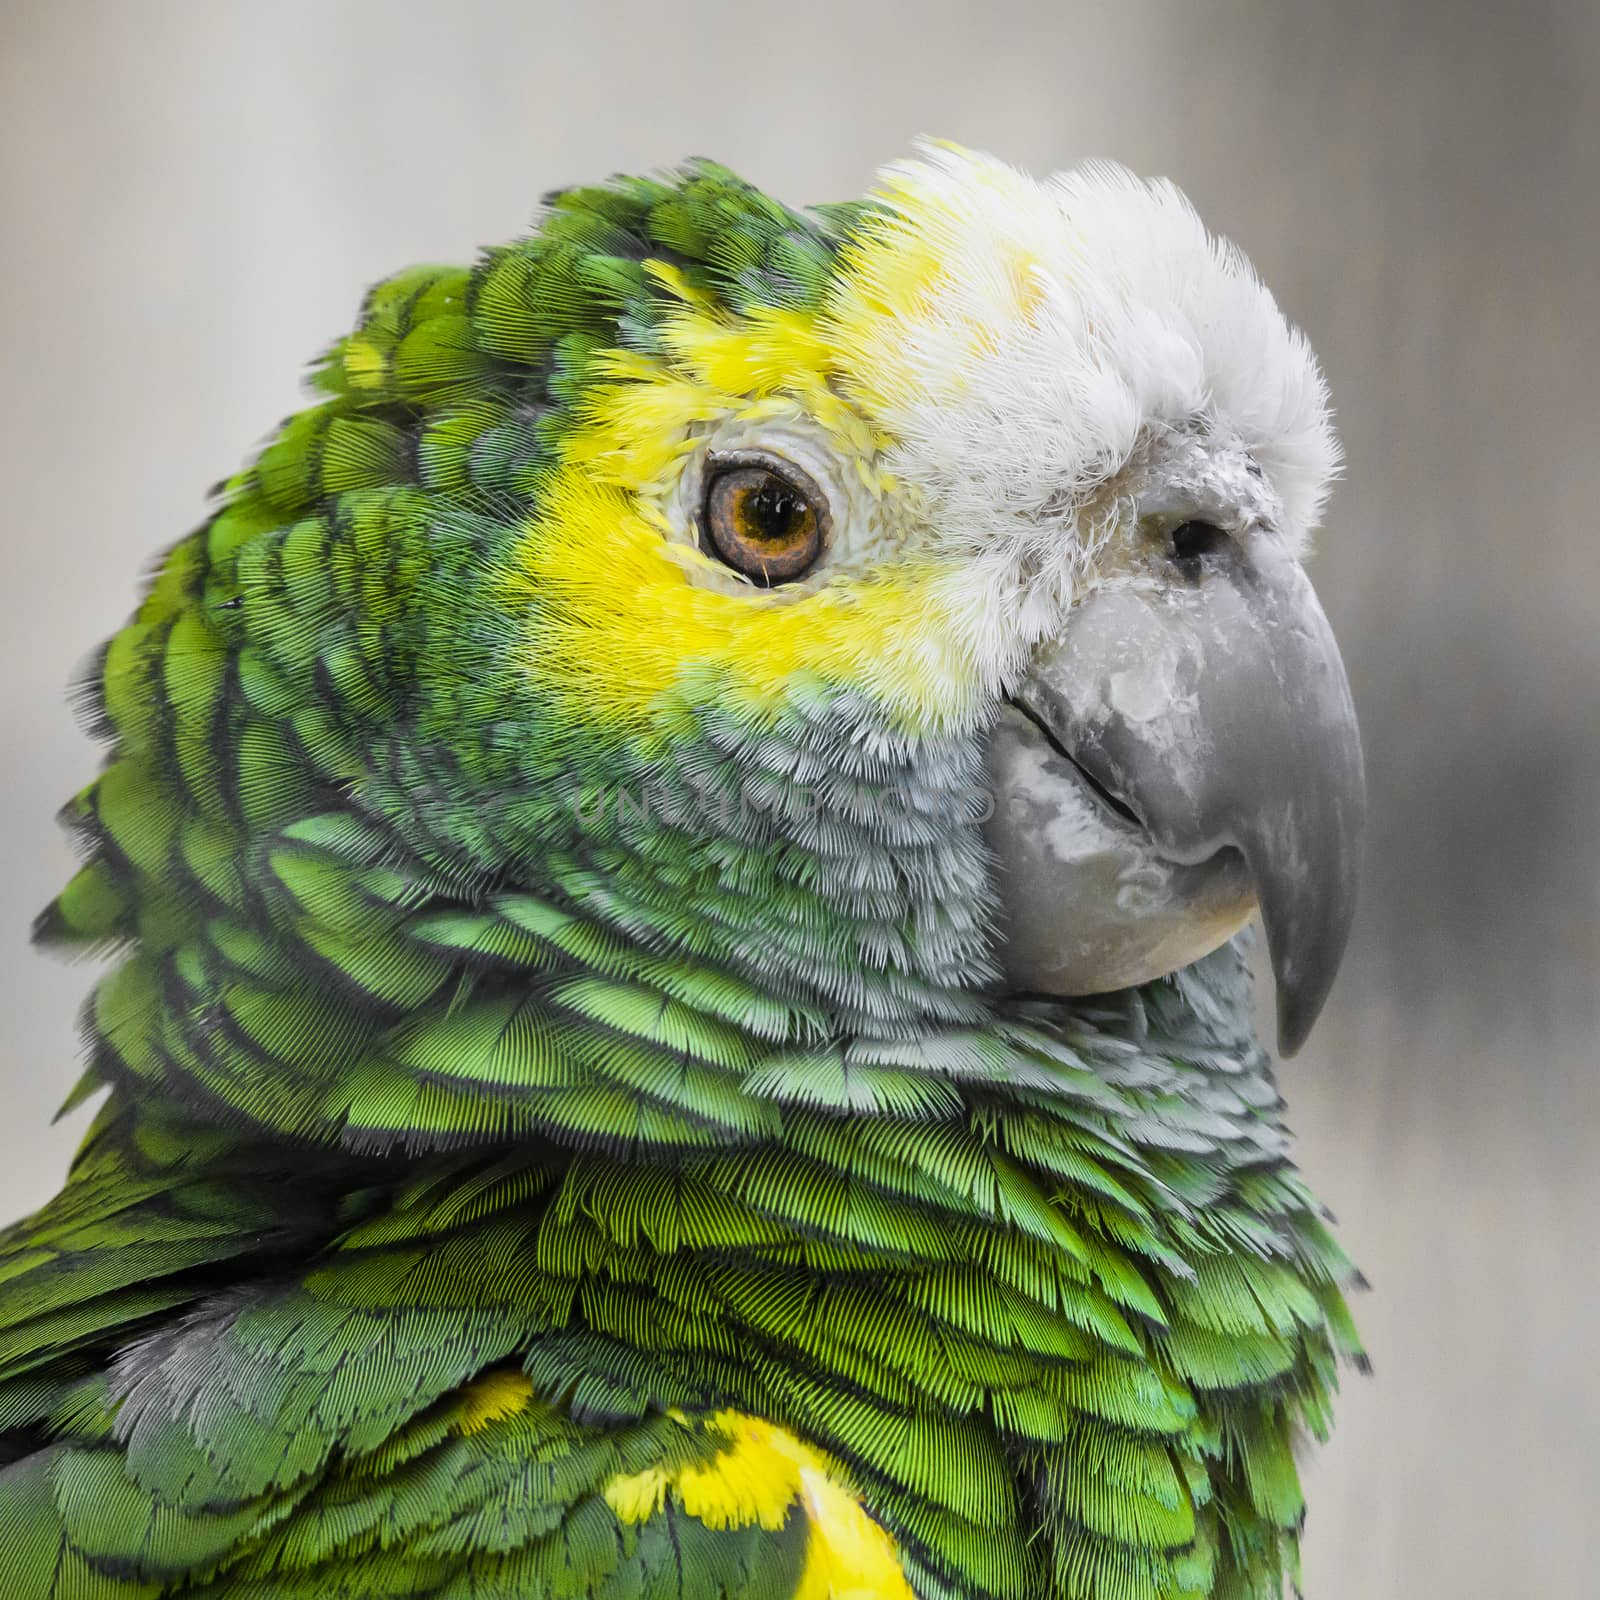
[0,150,1364,1600]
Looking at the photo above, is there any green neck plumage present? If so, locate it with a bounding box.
[76,933,1357,1600]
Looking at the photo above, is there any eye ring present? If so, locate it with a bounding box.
[701,449,830,586]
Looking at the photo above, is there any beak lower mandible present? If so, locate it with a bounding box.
[1012,535,1366,1055]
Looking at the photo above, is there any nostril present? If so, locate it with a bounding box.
[1168,519,1231,580]
[1170,519,1228,563]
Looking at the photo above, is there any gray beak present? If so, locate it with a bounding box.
[983,533,1365,1055]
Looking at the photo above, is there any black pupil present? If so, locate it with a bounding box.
[747,479,801,543]
[1170,520,1226,564]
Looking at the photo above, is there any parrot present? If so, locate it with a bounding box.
[0,143,1368,1600]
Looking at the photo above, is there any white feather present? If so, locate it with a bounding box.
[825,143,1341,695]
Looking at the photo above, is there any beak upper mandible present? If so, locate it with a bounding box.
[1006,534,1366,1055]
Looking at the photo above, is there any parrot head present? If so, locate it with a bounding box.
[52,144,1364,1136]
[417,143,1362,1054]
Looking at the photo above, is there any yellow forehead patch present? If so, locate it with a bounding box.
[823,144,1054,423]
[503,171,1056,737]
[565,266,883,498]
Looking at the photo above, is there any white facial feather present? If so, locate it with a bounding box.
[824,143,1341,695]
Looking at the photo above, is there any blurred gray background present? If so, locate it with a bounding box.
[2,3,1596,1594]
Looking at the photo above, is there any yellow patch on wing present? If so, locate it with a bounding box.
[794,1465,917,1600]
[603,1463,673,1524]
[604,1412,915,1599]
[453,1369,535,1435]
[674,1416,813,1532]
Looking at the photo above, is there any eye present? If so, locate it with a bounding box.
[701,450,829,586]
[1167,519,1230,578]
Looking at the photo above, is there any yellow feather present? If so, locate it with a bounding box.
[603,1463,672,1523]
[452,1369,535,1435]
[602,1411,915,1597]
[502,465,982,735]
